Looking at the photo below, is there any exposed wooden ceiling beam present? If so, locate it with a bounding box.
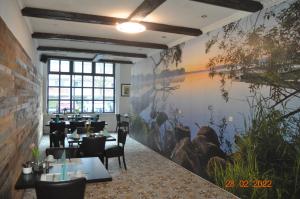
[40,54,134,64]
[99,59,133,64]
[32,32,168,49]
[22,7,202,36]
[37,46,147,58]
[190,0,263,12]
[128,0,166,20]
[40,54,92,63]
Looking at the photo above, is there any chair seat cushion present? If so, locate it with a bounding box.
[105,145,123,157]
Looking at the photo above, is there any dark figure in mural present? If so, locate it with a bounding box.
[131,0,300,198]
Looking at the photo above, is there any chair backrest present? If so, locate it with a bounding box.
[50,122,66,134]
[80,137,106,157]
[118,129,127,147]
[46,147,79,159]
[50,123,66,147]
[70,121,85,133]
[35,177,86,199]
[118,121,129,132]
[51,130,66,147]
[91,121,105,132]
[116,114,121,124]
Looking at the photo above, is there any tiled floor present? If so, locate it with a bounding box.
[23,134,237,199]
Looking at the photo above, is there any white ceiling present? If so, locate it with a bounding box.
[144,0,248,28]
[19,0,286,63]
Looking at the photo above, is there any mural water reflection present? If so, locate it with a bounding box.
[137,72,271,151]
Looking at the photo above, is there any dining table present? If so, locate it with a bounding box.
[67,132,116,147]
[67,114,93,120]
[15,157,112,190]
[45,120,108,127]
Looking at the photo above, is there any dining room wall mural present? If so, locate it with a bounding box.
[130,0,300,198]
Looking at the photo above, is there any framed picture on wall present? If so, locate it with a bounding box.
[121,84,131,97]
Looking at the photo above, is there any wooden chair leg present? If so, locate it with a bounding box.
[49,134,53,147]
[105,157,108,169]
[122,155,127,170]
[118,156,121,168]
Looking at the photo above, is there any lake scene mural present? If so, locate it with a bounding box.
[130,0,300,198]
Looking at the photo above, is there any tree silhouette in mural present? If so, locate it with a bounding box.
[206,0,300,119]
[149,44,183,114]
[146,44,184,151]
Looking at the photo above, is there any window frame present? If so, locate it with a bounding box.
[47,59,115,114]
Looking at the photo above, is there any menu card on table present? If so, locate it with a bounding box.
[40,171,87,182]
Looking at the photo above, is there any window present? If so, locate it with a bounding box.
[47,59,115,113]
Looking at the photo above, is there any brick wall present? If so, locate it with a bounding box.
[0,17,42,198]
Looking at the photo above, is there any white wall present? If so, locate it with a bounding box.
[0,0,38,66]
[116,63,132,114]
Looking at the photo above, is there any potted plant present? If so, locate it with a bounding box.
[30,143,41,172]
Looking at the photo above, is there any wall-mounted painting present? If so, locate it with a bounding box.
[121,84,131,97]
[130,0,300,198]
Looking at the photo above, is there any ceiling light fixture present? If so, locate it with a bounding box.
[116,21,146,34]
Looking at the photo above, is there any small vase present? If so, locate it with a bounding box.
[22,167,33,174]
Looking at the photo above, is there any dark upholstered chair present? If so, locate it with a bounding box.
[45,147,79,159]
[91,121,106,133]
[115,114,121,132]
[49,122,66,147]
[117,121,129,135]
[35,177,86,199]
[69,121,85,133]
[79,137,106,163]
[104,129,128,170]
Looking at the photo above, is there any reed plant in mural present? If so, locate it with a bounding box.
[211,97,300,199]
[205,0,300,197]
[206,105,232,154]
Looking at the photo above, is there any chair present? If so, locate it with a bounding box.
[35,177,86,199]
[91,121,106,133]
[117,121,129,134]
[115,114,121,132]
[49,122,66,147]
[79,136,106,163]
[115,114,129,134]
[104,129,128,170]
[69,121,85,133]
[45,147,79,159]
